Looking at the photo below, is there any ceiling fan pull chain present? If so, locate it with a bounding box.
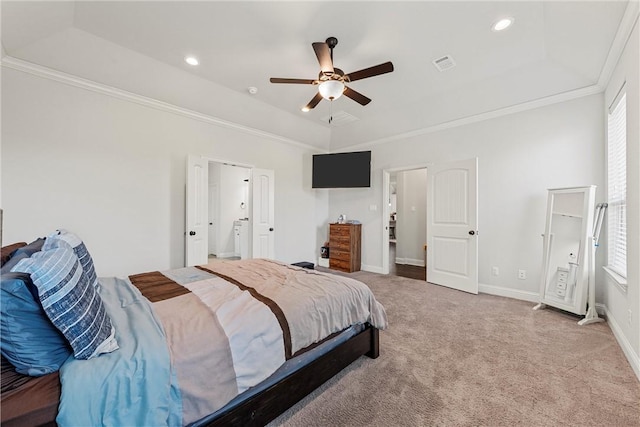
[329,100,333,125]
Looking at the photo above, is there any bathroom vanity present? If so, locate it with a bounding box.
[233,219,249,259]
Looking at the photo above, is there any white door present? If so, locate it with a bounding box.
[208,184,218,256]
[251,168,275,259]
[185,155,208,266]
[427,158,478,294]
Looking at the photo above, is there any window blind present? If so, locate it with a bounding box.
[607,92,626,278]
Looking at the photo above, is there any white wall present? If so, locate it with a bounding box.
[395,169,427,266]
[603,18,639,379]
[1,67,328,277]
[329,94,606,299]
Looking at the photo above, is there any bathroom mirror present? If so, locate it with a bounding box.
[535,186,596,316]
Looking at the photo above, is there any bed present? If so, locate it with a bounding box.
[1,232,387,426]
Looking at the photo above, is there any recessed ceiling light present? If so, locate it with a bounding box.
[301,106,310,112]
[185,56,199,66]
[492,17,514,32]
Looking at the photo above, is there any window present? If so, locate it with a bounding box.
[606,90,627,281]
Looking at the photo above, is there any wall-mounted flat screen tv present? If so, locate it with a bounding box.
[312,151,371,188]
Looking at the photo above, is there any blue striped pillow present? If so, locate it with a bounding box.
[43,230,98,288]
[13,247,118,360]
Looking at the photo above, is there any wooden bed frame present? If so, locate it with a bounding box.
[1,253,382,427]
[208,323,380,426]
[1,324,379,427]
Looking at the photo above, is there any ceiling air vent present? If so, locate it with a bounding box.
[321,110,359,126]
[432,55,456,72]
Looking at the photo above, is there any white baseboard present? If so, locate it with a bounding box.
[479,283,539,303]
[599,304,640,382]
[362,264,384,274]
[595,303,607,316]
[394,257,425,267]
[216,252,237,259]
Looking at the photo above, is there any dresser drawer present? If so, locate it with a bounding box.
[329,248,351,261]
[329,240,351,251]
[329,224,353,238]
[329,258,352,272]
[329,234,351,245]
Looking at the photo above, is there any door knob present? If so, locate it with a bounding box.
[189,231,196,236]
[468,230,475,235]
[269,228,274,231]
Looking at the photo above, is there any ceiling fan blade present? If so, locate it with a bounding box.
[343,86,371,106]
[270,78,316,84]
[346,61,394,82]
[303,92,324,111]
[312,42,334,75]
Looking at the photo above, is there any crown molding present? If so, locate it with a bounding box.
[598,0,640,88]
[341,2,638,152]
[346,84,604,150]
[1,56,321,152]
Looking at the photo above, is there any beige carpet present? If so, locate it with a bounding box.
[270,271,640,427]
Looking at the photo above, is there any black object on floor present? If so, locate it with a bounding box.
[292,262,314,270]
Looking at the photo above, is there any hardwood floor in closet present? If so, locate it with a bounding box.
[389,242,426,281]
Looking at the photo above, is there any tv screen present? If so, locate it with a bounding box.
[312,151,371,188]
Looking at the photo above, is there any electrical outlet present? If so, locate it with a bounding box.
[518,269,527,280]
[492,266,499,276]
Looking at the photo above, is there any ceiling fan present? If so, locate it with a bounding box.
[270,37,394,112]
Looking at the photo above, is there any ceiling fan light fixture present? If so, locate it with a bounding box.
[184,56,199,66]
[492,17,514,32]
[318,80,345,100]
[270,37,393,108]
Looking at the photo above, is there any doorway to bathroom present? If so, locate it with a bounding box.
[185,155,275,266]
[207,162,251,260]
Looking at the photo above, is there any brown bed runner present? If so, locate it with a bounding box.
[195,265,293,359]
[128,271,191,302]
[129,268,293,359]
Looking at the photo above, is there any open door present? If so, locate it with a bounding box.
[251,168,275,259]
[427,158,478,294]
[185,155,208,266]
[208,183,218,257]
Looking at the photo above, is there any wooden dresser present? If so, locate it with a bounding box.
[329,223,362,273]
